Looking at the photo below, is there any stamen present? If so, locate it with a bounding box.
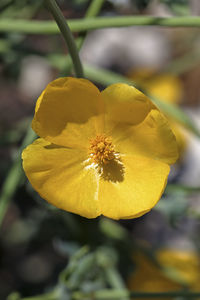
[87,134,125,183]
[89,134,115,164]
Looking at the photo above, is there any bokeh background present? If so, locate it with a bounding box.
[1,0,200,299]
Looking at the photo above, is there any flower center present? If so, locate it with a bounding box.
[87,134,125,183]
[89,134,115,164]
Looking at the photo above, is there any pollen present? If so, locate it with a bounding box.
[89,134,115,164]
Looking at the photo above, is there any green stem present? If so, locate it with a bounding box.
[77,0,105,47]
[73,289,200,299]
[44,0,83,78]
[0,127,36,229]
[85,0,105,18]
[61,0,105,75]
[2,16,200,34]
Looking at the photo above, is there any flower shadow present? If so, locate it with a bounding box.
[99,158,125,183]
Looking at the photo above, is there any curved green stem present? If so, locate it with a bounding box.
[61,0,105,75]
[44,0,83,78]
[2,16,200,35]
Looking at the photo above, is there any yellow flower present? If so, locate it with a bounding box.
[128,69,186,155]
[157,249,200,287]
[22,77,178,220]
[127,252,180,299]
[128,69,182,105]
[128,249,200,299]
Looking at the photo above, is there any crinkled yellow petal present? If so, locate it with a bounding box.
[101,83,155,134]
[22,138,101,218]
[32,77,104,148]
[113,109,179,165]
[99,154,170,220]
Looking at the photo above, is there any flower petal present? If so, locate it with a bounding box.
[101,83,155,134]
[32,77,104,148]
[99,154,170,220]
[22,138,101,218]
[113,109,179,165]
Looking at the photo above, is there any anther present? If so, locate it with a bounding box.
[89,134,115,164]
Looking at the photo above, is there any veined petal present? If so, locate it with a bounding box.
[99,154,170,220]
[22,138,101,218]
[101,83,155,135]
[113,109,179,165]
[32,77,104,148]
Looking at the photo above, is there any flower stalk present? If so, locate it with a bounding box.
[44,0,84,78]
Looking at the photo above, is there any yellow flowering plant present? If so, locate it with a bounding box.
[128,249,200,299]
[22,77,179,220]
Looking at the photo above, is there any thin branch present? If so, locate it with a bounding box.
[2,16,200,35]
[44,0,83,77]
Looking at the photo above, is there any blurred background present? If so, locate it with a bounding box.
[1,0,200,299]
